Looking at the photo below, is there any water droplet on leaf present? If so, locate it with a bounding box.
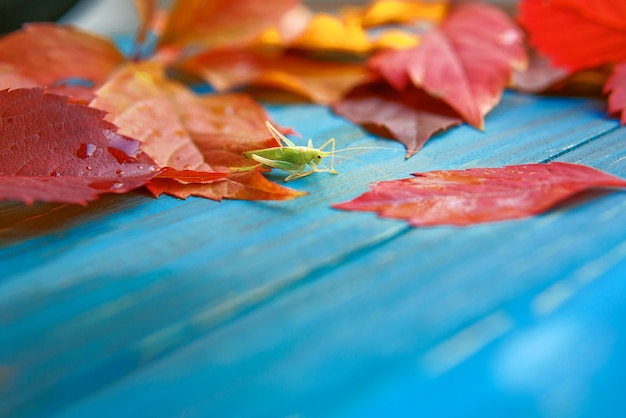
[77,143,96,158]
[89,180,124,190]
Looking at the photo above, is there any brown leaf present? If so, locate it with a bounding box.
[333,82,462,157]
[512,51,570,93]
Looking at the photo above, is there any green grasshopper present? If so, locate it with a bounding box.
[243,121,338,182]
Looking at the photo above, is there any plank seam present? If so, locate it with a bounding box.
[541,125,621,163]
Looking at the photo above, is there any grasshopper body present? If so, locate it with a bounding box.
[243,121,337,182]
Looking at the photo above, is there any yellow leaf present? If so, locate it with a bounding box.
[372,29,420,50]
[358,0,448,27]
[290,13,372,54]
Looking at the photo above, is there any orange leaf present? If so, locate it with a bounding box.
[518,0,626,71]
[333,162,626,226]
[146,170,305,201]
[255,5,315,46]
[0,63,37,89]
[370,2,526,129]
[171,85,279,158]
[160,0,298,48]
[180,49,373,104]
[91,62,209,171]
[0,23,124,88]
[90,62,300,201]
[133,0,158,47]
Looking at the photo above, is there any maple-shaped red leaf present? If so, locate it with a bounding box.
[90,62,302,201]
[180,48,373,104]
[0,88,157,205]
[604,61,626,124]
[159,0,299,48]
[333,82,462,157]
[0,24,124,90]
[333,162,626,227]
[518,0,626,72]
[369,2,526,129]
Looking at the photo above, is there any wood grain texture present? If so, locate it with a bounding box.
[1,92,625,418]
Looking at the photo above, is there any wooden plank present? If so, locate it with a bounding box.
[50,125,626,418]
[0,93,624,417]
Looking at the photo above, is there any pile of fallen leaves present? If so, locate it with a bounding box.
[1,0,626,226]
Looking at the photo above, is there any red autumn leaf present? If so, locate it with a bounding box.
[180,48,373,104]
[0,88,157,205]
[518,0,626,72]
[159,0,299,48]
[333,162,626,227]
[152,167,229,183]
[0,23,124,90]
[605,61,626,124]
[90,62,302,201]
[369,2,526,129]
[333,82,462,157]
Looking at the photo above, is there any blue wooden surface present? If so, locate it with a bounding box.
[1,91,626,418]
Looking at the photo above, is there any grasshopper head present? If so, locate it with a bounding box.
[316,150,337,174]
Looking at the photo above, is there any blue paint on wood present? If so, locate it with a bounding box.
[1,92,626,418]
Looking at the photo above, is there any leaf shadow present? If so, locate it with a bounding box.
[549,188,625,213]
[0,191,154,246]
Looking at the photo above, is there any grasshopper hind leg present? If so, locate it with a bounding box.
[252,153,311,182]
